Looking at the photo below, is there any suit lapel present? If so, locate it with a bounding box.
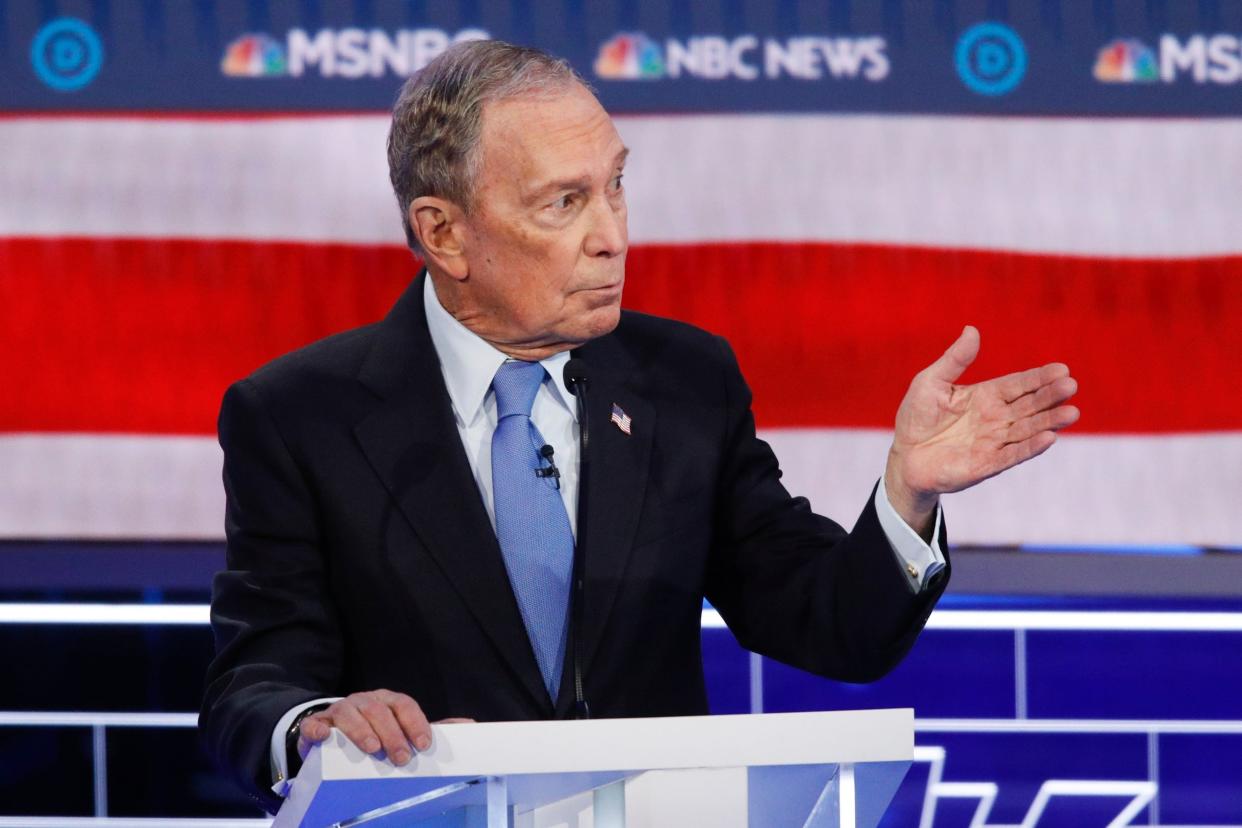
[353,276,551,714]
[569,333,656,693]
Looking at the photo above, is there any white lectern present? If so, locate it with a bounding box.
[274,708,913,828]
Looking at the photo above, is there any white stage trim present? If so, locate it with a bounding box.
[6,603,1242,634]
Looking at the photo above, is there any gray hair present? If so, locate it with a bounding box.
[387,40,586,255]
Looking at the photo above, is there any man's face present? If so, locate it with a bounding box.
[456,82,629,352]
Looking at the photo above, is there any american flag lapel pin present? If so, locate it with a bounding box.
[610,402,633,436]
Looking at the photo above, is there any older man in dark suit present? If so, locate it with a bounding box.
[200,40,1079,812]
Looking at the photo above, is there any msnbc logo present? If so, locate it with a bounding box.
[1094,38,1158,82]
[221,33,286,77]
[221,28,488,79]
[595,33,664,79]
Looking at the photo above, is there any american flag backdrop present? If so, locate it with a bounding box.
[2,2,1241,553]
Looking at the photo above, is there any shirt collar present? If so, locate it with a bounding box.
[423,275,578,426]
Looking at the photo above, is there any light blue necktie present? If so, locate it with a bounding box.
[491,360,574,701]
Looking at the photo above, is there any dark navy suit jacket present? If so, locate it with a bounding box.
[200,273,949,810]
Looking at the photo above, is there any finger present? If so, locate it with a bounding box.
[355,694,415,765]
[1005,405,1080,445]
[297,713,334,762]
[387,693,433,753]
[435,717,476,724]
[331,700,384,755]
[924,325,980,384]
[996,430,1058,473]
[299,712,334,744]
[993,362,1070,404]
[1009,375,1078,420]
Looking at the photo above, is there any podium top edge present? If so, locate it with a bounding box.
[316,708,914,781]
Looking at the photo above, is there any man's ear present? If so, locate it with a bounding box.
[409,196,469,280]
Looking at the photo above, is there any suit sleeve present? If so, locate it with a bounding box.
[703,337,949,683]
[199,379,344,812]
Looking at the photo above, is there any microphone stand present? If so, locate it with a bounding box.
[564,359,591,720]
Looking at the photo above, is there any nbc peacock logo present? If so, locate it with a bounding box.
[221,33,287,77]
[594,33,664,79]
[1094,38,1158,82]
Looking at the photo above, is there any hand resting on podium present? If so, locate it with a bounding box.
[297,689,474,767]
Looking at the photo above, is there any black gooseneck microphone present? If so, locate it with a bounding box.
[562,358,591,719]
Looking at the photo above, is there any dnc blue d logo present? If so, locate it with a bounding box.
[955,22,1026,96]
[31,18,104,92]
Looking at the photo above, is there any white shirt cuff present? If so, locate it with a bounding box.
[873,478,946,592]
[270,697,341,796]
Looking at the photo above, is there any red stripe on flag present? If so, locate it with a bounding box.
[2,237,1238,434]
[626,242,1242,434]
[1,238,413,434]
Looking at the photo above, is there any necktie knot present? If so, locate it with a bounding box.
[493,360,545,420]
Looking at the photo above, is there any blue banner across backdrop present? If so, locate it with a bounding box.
[2,0,1241,115]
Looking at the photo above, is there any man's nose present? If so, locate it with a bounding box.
[583,196,627,258]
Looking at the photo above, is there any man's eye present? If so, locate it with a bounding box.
[609,174,624,192]
[551,195,573,210]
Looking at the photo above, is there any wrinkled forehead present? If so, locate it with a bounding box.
[477,84,626,191]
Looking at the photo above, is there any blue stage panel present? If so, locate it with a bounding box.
[1026,630,1242,719]
[107,727,259,817]
[0,727,95,815]
[0,624,214,712]
[1036,796,1156,825]
[700,626,751,714]
[921,798,983,827]
[1158,733,1242,823]
[893,732,1151,826]
[761,630,1015,717]
[877,758,932,827]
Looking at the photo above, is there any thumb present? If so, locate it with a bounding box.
[925,325,980,383]
[297,716,332,762]
[301,715,332,743]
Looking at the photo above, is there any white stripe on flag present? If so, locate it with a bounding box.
[0,434,223,539]
[3,431,1239,545]
[2,115,1240,257]
[764,429,1242,547]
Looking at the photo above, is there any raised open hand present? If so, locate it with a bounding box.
[883,326,1080,533]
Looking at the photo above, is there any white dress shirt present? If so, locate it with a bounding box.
[422,276,582,539]
[268,275,945,792]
